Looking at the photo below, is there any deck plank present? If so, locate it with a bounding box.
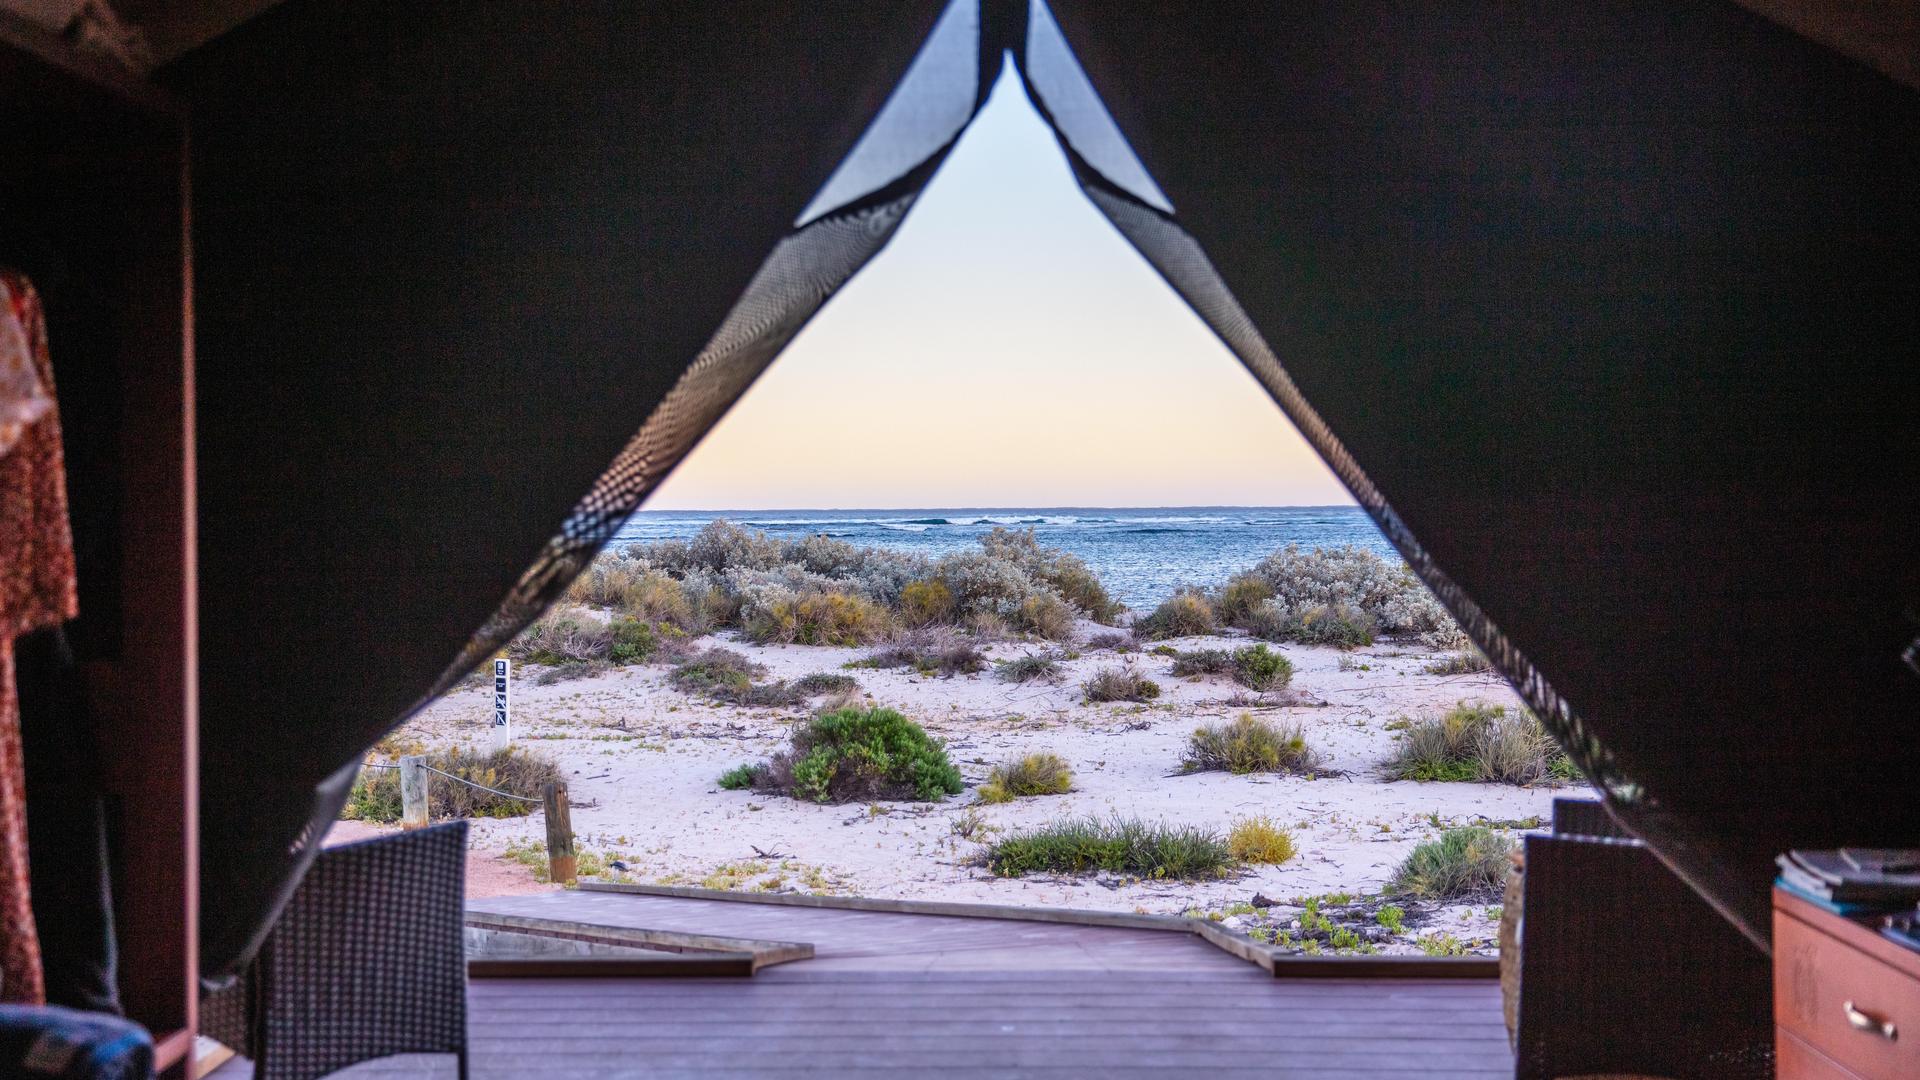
[208,892,1513,1078]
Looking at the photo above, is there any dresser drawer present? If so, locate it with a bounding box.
[1776,911,1920,1080]
[1779,1028,1867,1080]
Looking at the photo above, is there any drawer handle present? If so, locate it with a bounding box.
[1844,1000,1898,1041]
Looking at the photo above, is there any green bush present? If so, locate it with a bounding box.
[607,617,658,664]
[717,763,763,790]
[1133,590,1216,640]
[977,753,1073,803]
[1017,593,1077,641]
[1385,701,1574,785]
[733,707,963,804]
[1232,643,1293,692]
[1082,666,1161,703]
[1389,827,1515,899]
[1182,715,1320,775]
[984,816,1233,880]
[345,745,561,822]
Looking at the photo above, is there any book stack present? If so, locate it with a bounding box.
[1776,848,1920,915]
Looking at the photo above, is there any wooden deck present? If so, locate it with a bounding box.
[209,890,1515,1078]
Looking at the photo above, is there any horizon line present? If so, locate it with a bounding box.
[634,502,1362,514]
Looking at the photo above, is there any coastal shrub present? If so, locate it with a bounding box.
[1388,827,1515,900]
[566,558,639,609]
[617,569,704,633]
[1082,666,1161,703]
[509,605,613,665]
[1261,602,1376,649]
[1133,590,1216,640]
[607,618,658,664]
[1213,573,1275,627]
[668,648,766,698]
[534,660,609,685]
[1227,816,1297,864]
[1385,701,1574,785]
[985,816,1233,879]
[1169,648,1235,677]
[1086,631,1138,653]
[897,579,955,626]
[733,707,963,804]
[1017,593,1077,641]
[978,527,1124,623]
[1182,715,1321,775]
[865,627,988,677]
[1232,644,1293,692]
[345,745,561,822]
[742,588,890,646]
[977,753,1074,803]
[996,652,1062,683]
[794,672,859,696]
[1241,544,1464,647]
[1425,650,1492,675]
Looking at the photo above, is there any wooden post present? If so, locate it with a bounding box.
[399,755,429,828]
[544,781,577,885]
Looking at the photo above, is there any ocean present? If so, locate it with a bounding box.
[614,506,1394,609]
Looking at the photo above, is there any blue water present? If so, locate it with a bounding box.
[615,506,1393,609]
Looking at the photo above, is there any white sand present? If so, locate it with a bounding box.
[392,621,1583,951]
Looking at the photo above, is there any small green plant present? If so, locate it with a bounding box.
[1389,826,1515,900]
[1182,714,1321,775]
[984,816,1233,880]
[1417,933,1471,957]
[723,706,963,804]
[1375,904,1406,934]
[1083,665,1161,703]
[1226,816,1296,864]
[1133,590,1216,640]
[977,753,1073,803]
[1231,643,1293,691]
[717,763,763,790]
[995,652,1062,684]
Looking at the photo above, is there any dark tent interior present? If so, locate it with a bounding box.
[3,1,1917,1077]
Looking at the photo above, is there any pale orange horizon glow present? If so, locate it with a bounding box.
[647,68,1353,512]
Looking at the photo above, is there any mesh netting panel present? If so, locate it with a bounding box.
[1080,184,1627,798]
[424,195,918,707]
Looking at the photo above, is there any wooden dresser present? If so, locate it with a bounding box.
[1775,888,1920,1079]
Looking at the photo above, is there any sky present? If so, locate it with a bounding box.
[646,65,1353,512]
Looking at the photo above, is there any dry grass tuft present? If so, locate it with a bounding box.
[1227,816,1297,864]
[1384,701,1576,785]
[1082,665,1161,703]
[977,753,1074,803]
[1182,715,1321,775]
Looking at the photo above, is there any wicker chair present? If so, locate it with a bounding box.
[203,822,469,1080]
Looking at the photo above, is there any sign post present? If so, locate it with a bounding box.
[493,657,512,747]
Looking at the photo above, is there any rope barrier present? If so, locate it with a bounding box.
[360,761,400,770]
[415,762,540,802]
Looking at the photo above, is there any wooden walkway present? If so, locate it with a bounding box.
[210,890,1515,1078]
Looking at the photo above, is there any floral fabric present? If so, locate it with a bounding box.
[0,270,77,1004]
[0,277,52,460]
